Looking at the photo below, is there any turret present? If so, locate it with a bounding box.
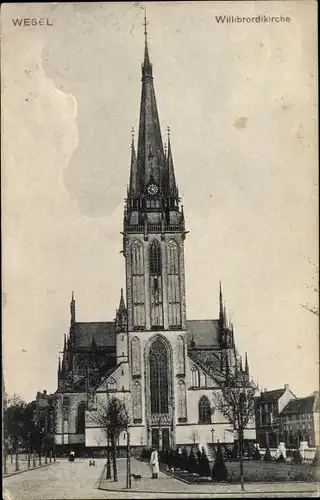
[116,289,128,363]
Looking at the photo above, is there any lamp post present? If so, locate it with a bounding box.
[211,427,215,455]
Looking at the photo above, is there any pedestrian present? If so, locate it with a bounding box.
[150,446,159,479]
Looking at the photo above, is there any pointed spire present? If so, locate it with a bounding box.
[245,351,249,375]
[119,287,126,313]
[63,333,67,351]
[142,8,152,77]
[58,357,61,374]
[166,127,178,196]
[129,129,137,195]
[231,323,235,348]
[70,290,75,325]
[240,355,243,372]
[136,12,164,194]
[219,281,224,331]
[223,303,227,330]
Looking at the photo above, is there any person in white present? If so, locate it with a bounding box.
[150,447,159,479]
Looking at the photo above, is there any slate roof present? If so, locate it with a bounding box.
[74,322,116,348]
[282,393,319,415]
[72,318,220,349]
[186,319,220,347]
[256,389,286,403]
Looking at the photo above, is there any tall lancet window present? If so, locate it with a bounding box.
[149,338,169,414]
[131,240,145,328]
[149,240,163,328]
[132,381,142,422]
[177,380,187,421]
[167,240,181,328]
[176,335,185,375]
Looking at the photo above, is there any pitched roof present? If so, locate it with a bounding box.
[186,319,220,347]
[74,322,116,348]
[73,319,221,349]
[256,389,286,402]
[282,393,319,415]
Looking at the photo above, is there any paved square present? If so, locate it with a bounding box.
[3,457,319,499]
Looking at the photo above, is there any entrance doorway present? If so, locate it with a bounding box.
[162,428,170,450]
[151,429,159,449]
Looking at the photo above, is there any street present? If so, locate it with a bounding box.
[3,458,108,500]
[3,457,319,499]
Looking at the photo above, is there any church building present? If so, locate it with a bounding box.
[53,19,256,455]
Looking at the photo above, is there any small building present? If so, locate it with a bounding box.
[255,384,296,447]
[280,391,320,447]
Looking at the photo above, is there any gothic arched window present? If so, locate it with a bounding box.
[149,240,161,276]
[191,366,200,388]
[132,381,142,422]
[107,378,116,392]
[131,337,141,377]
[149,338,169,414]
[149,241,163,328]
[198,396,211,424]
[178,380,187,421]
[132,240,144,275]
[131,240,145,328]
[76,402,86,434]
[167,240,181,328]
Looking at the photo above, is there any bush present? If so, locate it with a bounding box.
[199,447,211,477]
[212,443,228,482]
[312,448,320,466]
[252,446,261,461]
[263,445,273,461]
[292,450,302,464]
[276,453,286,462]
[231,442,238,460]
[187,448,198,474]
[181,447,188,471]
[174,448,183,470]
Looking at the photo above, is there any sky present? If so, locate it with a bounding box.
[2,1,318,403]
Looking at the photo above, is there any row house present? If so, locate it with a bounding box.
[254,384,296,447]
[280,391,320,448]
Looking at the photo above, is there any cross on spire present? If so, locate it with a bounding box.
[143,8,148,43]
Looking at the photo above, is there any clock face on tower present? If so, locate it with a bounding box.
[147,183,159,195]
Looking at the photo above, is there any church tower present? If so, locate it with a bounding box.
[123,14,188,449]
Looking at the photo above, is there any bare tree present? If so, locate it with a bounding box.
[212,369,256,491]
[190,429,200,446]
[91,396,131,484]
[301,255,319,316]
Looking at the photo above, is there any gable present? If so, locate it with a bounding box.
[95,363,126,392]
[188,356,224,388]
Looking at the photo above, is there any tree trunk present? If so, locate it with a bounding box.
[3,450,7,474]
[111,434,118,482]
[106,429,112,479]
[239,431,244,491]
[15,441,19,472]
[126,431,131,489]
[33,451,36,467]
